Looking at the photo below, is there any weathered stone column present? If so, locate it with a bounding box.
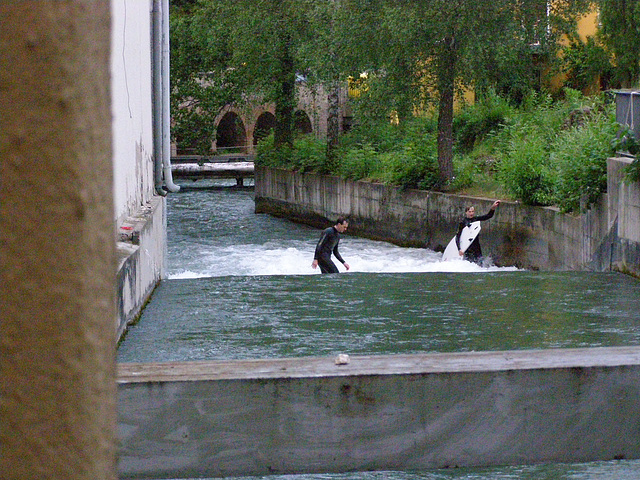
[0,2,116,479]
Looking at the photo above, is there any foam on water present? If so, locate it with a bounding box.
[166,180,520,279]
[168,235,518,279]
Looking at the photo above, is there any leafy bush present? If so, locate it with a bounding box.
[561,37,613,92]
[291,135,329,173]
[625,158,640,183]
[614,126,640,156]
[259,91,621,212]
[377,144,440,190]
[498,125,557,206]
[337,143,382,180]
[453,92,513,152]
[256,134,328,173]
[337,120,404,154]
[552,110,618,212]
[332,116,440,189]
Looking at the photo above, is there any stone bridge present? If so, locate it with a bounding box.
[173,82,352,156]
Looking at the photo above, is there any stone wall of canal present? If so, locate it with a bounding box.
[255,158,640,276]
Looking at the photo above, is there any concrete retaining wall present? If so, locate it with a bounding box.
[255,162,640,273]
[607,157,640,277]
[118,347,640,478]
[116,196,166,339]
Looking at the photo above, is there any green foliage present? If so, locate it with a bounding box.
[561,37,613,91]
[384,148,440,191]
[170,2,243,154]
[496,92,617,212]
[450,149,501,193]
[597,0,640,88]
[453,92,513,152]
[334,117,440,189]
[499,124,558,206]
[614,126,640,156]
[337,144,382,180]
[493,93,562,206]
[259,89,620,214]
[256,134,328,173]
[337,120,405,154]
[612,127,640,183]
[625,158,640,183]
[552,110,618,212]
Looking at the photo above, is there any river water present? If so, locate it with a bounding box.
[117,179,640,479]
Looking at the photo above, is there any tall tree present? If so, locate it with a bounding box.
[301,0,371,159]
[226,0,310,148]
[170,1,243,154]
[170,0,310,152]
[353,0,591,187]
[597,0,640,88]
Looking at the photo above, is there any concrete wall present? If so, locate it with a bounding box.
[606,157,640,277]
[116,196,165,338]
[111,0,167,337]
[255,165,639,273]
[118,347,640,478]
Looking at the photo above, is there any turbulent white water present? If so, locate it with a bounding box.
[169,238,518,279]
[167,182,518,279]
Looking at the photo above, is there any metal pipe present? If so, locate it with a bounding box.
[152,0,167,196]
[161,0,180,193]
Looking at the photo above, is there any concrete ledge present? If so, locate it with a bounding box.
[171,161,254,180]
[607,157,640,278]
[118,347,640,478]
[117,347,640,381]
[116,196,165,340]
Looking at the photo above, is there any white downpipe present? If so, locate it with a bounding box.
[152,0,166,196]
[153,0,179,195]
[161,0,179,193]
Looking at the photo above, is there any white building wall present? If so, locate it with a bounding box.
[110,0,167,338]
[111,0,156,225]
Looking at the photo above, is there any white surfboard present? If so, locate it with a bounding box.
[441,221,481,261]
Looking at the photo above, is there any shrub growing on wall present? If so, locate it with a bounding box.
[337,143,382,180]
[256,134,328,173]
[453,92,513,152]
[499,125,557,206]
[552,109,618,212]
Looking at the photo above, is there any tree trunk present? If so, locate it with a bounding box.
[436,36,457,187]
[274,35,295,149]
[326,79,341,162]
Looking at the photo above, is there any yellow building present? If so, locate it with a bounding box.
[547,8,601,94]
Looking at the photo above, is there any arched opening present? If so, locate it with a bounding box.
[253,112,276,146]
[294,110,313,135]
[216,112,247,153]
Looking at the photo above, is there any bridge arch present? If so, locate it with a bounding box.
[216,110,247,153]
[253,111,276,146]
[294,110,313,135]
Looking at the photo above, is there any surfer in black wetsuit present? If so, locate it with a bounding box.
[456,200,500,264]
[312,217,350,274]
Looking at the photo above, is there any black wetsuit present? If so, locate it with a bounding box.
[314,226,345,274]
[455,209,495,264]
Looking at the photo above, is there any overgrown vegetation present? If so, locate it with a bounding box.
[172,1,639,209]
[257,89,625,214]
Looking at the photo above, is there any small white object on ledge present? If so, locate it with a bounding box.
[334,354,350,365]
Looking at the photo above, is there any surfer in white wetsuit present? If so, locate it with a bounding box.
[456,200,500,263]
